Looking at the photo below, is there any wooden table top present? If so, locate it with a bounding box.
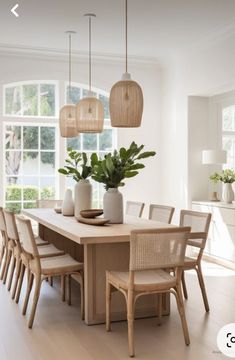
[22,209,175,245]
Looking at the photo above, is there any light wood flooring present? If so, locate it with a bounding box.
[0,261,234,360]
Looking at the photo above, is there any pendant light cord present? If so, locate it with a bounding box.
[89,16,92,92]
[125,0,128,74]
[69,33,72,103]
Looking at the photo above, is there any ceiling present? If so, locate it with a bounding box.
[1,0,235,60]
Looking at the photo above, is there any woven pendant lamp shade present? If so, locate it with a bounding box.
[110,76,143,127]
[76,94,104,133]
[59,105,77,138]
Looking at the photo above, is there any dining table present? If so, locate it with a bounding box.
[22,209,175,325]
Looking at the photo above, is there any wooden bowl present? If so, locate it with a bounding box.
[80,209,103,218]
[77,216,109,226]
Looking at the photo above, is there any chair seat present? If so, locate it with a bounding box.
[35,236,49,246]
[37,244,64,258]
[32,254,83,276]
[183,256,197,268]
[107,269,176,292]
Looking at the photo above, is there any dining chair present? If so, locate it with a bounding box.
[16,215,84,328]
[106,227,191,357]
[3,209,65,302]
[149,204,175,224]
[125,201,145,217]
[0,207,11,283]
[179,210,212,312]
[36,199,62,208]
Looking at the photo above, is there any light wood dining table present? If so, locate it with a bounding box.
[23,209,175,325]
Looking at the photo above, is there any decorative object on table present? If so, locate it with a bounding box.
[58,148,92,218]
[109,0,143,128]
[91,142,156,223]
[62,189,74,216]
[210,169,235,203]
[59,31,78,138]
[80,209,103,218]
[77,216,109,226]
[76,14,104,133]
[202,149,227,201]
[54,207,62,214]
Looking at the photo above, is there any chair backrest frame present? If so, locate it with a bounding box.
[126,201,145,218]
[149,204,175,224]
[3,209,20,246]
[0,207,8,247]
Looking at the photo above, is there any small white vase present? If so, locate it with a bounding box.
[103,188,123,224]
[223,183,234,203]
[74,179,92,219]
[62,189,74,216]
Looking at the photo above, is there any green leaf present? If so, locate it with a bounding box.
[58,168,68,175]
[137,151,156,160]
[125,171,139,178]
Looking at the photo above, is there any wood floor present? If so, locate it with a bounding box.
[0,261,233,360]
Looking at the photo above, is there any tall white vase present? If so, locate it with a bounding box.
[103,188,123,224]
[74,179,92,218]
[62,189,74,216]
[223,183,234,203]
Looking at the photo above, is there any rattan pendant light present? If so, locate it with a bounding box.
[109,0,143,128]
[76,14,104,133]
[59,31,77,138]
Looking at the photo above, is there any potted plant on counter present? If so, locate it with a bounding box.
[210,169,235,203]
[91,142,156,223]
[58,148,92,218]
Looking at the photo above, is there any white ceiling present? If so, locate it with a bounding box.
[1,0,235,59]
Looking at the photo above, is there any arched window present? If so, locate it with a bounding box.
[2,81,116,212]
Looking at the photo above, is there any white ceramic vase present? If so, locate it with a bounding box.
[74,179,92,219]
[62,189,74,216]
[223,183,234,203]
[103,188,123,224]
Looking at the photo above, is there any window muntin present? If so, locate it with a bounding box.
[222,106,235,169]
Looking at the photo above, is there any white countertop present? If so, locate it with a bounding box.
[192,200,235,210]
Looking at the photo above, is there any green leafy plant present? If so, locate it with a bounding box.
[58,148,92,182]
[91,142,156,190]
[210,169,235,184]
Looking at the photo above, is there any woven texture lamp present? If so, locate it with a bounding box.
[60,31,77,138]
[109,0,143,128]
[76,14,104,133]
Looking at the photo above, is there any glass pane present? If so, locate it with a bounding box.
[23,126,38,149]
[23,202,37,209]
[41,152,55,175]
[99,129,112,151]
[82,89,96,97]
[5,126,21,149]
[5,203,21,213]
[22,177,39,186]
[67,86,80,104]
[83,134,97,150]
[223,136,235,168]
[23,152,39,175]
[65,177,76,192]
[40,84,55,116]
[41,177,55,199]
[99,94,110,119]
[5,151,21,175]
[5,86,21,115]
[23,185,39,201]
[67,136,81,150]
[23,84,38,116]
[5,179,22,201]
[40,127,55,150]
[223,106,235,131]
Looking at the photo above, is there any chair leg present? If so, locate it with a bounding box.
[22,272,34,316]
[49,277,53,287]
[15,264,26,304]
[173,285,190,346]
[67,275,71,306]
[7,256,16,291]
[61,275,66,302]
[28,275,42,329]
[157,293,162,326]
[127,289,135,357]
[11,258,21,300]
[196,265,210,312]
[3,250,12,284]
[80,276,84,321]
[0,248,7,280]
[106,281,112,331]
[0,245,5,269]
[181,271,188,299]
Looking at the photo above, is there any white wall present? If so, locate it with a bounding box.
[0,51,161,216]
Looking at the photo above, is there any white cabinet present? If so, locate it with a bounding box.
[192,201,235,264]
